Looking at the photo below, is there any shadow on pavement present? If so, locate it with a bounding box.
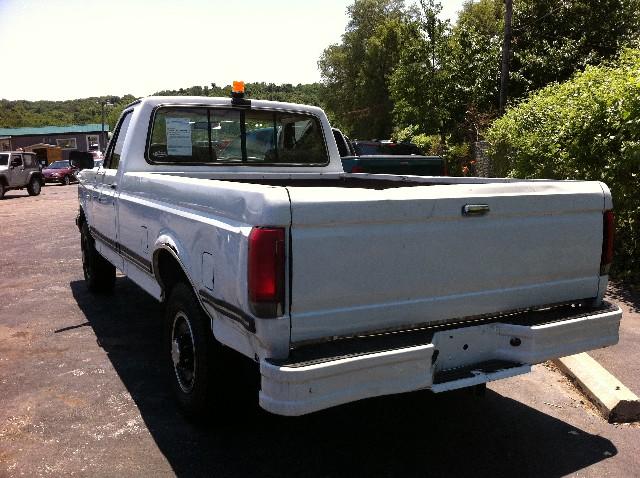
[608,283,640,314]
[70,278,616,478]
[0,193,31,200]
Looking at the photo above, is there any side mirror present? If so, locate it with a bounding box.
[69,151,94,170]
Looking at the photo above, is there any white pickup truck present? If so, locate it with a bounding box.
[76,91,622,418]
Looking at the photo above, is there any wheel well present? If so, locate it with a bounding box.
[0,176,7,187]
[155,249,190,301]
[34,172,44,184]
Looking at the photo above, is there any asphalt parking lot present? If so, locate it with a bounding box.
[1,184,638,477]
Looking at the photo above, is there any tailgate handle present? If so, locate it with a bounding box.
[462,204,490,216]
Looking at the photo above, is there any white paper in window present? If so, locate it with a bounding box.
[166,117,192,156]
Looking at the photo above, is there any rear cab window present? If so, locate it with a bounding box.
[147,107,328,166]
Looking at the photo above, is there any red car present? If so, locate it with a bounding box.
[42,160,78,185]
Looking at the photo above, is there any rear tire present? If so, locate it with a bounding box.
[81,222,115,293]
[27,177,41,196]
[164,282,257,421]
[165,283,214,419]
[0,183,4,199]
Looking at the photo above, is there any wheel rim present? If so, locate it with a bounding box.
[33,180,40,194]
[171,311,196,394]
[64,176,70,185]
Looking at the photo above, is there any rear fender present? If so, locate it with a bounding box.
[152,233,195,300]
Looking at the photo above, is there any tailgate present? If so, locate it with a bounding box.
[287,180,608,343]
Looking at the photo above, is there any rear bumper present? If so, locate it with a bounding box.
[259,302,622,416]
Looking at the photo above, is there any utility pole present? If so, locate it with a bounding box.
[101,101,106,151]
[99,100,112,152]
[499,0,513,116]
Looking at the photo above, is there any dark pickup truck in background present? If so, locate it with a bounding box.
[332,128,446,175]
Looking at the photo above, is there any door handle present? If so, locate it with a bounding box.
[462,204,490,216]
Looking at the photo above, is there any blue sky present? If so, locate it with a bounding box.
[0,0,465,101]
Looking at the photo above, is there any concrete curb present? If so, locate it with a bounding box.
[553,353,640,423]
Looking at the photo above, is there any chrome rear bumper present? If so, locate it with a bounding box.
[259,302,622,416]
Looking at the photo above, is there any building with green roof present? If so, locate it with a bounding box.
[0,124,110,163]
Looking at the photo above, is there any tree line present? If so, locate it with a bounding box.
[0,84,324,134]
[319,0,639,149]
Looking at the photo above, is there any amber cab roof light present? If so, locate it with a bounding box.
[232,81,245,94]
[231,80,250,107]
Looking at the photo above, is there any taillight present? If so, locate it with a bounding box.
[351,165,366,173]
[248,227,285,318]
[600,210,614,275]
[442,160,449,176]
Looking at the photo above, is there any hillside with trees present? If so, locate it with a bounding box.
[0,83,325,133]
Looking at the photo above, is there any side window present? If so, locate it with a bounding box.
[10,154,23,167]
[104,110,133,170]
[24,155,35,168]
[332,130,349,158]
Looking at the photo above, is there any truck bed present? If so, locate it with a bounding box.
[141,171,609,345]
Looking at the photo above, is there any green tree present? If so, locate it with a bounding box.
[318,0,411,138]
[389,1,451,140]
[487,49,640,280]
[445,0,503,141]
[510,0,640,99]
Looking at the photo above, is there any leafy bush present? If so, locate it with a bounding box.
[395,124,475,176]
[487,49,640,281]
[394,126,440,153]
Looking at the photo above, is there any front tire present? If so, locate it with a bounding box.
[62,175,71,186]
[27,177,41,196]
[81,222,115,293]
[0,183,5,199]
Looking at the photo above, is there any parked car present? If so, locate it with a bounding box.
[76,93,620,419]
[42,160,78,185]
[352,139,423,156]
[334,131,446,175]
[0,151,44,199]
[88,150,104,162]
